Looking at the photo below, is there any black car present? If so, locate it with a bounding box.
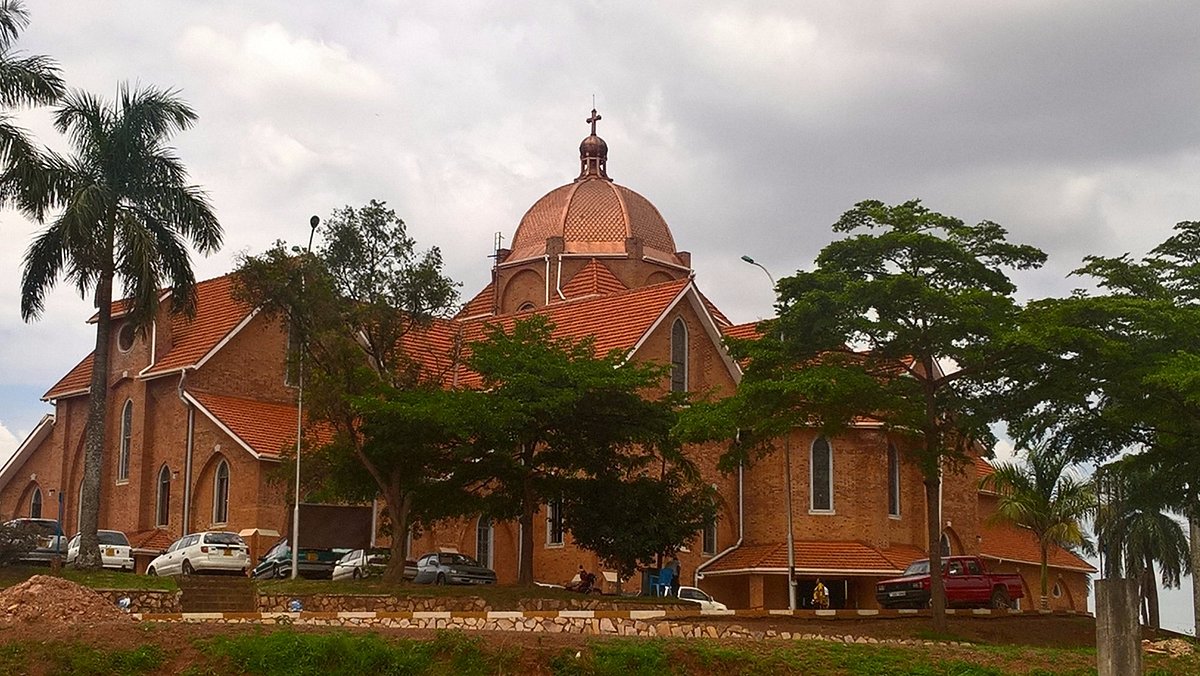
[5,518,65,564]
[412,552,496,585]
[251,538,349,579]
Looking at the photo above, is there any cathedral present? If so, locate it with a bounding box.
[0,111,1093,610]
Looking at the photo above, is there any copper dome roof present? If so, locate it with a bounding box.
[506,109,682,266]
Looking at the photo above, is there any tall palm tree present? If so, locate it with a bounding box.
[981,444,1096,610]
[0,0,65,181]
[17,84,221,569]
[1095,458,1193,630]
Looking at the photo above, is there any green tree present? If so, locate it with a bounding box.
[0,0,64,193]
[981,444,1095,610]
[18,84,220,569]
[234,200,459,581]
[702,200,1045,631]
[561,458,717,593]
[466,315,684,586]
[1001,221,1200,631]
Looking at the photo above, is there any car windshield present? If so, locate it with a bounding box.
[903,561,931,576]
[203,532,243,545]
[98,531,129,546]
[438,553,479,567]
[16,519,59,536]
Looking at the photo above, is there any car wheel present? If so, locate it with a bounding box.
[435,573,446,586]
[990,588,1010,610]
[182,560,195,576]
[352,568,361,580]
[276,563,289,579]
[147,567,157,577]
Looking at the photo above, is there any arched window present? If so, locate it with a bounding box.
[518,302,536,312]
[887,443,900,517]
[117,400,133,481]
[940,532,952,556]
[476,516,494,568]
[29,487,42,519]
[156,465,171,527]
[212,460,230,524]
[670,318,688,392]
[702,519,717,556]
[810,437,833,512]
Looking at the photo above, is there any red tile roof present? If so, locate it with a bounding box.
[722,321,763,341]
[979,521,1096,573]
[559,260,628,299]
[456,282,496,319]
[975,456,996,481]
[43,352,94,400]
[699,291,732,327]
[144,275,254,376]
[704,540,927,575]
[187,390,300,460]
[127,528,175,553]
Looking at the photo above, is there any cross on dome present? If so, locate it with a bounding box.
[587,108,602,135]
[578,107,609,180]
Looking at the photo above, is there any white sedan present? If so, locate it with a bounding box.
[66,530,133,571]
[677,586,728,611]
[146,531,249,576]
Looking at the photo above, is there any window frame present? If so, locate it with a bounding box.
[476,516,494,568]
[156,465,171,527]
[670,317,688,393]
[30,487,42,519]
[887,443,900,518]
[546,499,564,547]
[809,436,834,513]
[701,519,717,556]
[212,459,230,525]
[117,399,133,483]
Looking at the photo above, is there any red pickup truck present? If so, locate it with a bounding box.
[875,555,1024,609]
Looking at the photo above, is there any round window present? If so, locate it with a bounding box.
[117,323,136,352]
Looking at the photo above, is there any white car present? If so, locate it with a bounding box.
[331,548,395,581]
[146,531,249,576]
[66,530,133,571]
[677,586,728,611]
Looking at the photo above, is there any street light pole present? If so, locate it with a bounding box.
[741,255,797,611]
[291,215,320,580]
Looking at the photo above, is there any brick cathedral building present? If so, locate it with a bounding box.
[0,113,1092,610]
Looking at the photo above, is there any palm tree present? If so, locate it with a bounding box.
[17,84,221,569]
[981,444,1096,610]
[0,0,65,182]
[1095,459,1193,630]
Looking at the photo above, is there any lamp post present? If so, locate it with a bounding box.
[291,215,320,580]
[741,255,797,611]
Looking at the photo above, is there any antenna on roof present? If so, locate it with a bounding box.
[489,231,505,259]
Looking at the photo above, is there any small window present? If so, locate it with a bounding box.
[670,318,688,392]
[518,302,536,312]
[810,437,833,512]
[546,499,564,546]
[966,560,982,575]
[1052,582,1063,598]
[156,465,171,527]
[702,519,717,556]
[476,517,494,568]
[887,443,900,517]
[29,488,42,519]
[118,400,133,482]
[117,323,135,352]
[212,460,230,524]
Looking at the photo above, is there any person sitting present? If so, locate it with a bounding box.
[812,578,830,609]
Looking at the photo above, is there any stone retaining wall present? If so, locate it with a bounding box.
[96,588,181,614]
[256,594,691,613]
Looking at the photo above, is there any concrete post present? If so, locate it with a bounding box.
[1096,578,1142,676]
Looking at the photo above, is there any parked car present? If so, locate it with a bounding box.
[146,531,249,576]
[65,530,133,571]
[251,538,349,580]
[412,551,497,585]
[331,548,417,581]
[4,518,65,564]
[876,555,1025,609]
[676,586,728,611]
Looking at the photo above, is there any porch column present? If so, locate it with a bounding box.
[749,574,765,609]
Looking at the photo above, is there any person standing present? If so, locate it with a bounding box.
[667,556,682,596]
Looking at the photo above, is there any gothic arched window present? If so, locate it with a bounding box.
[810,437,833,512]
[156,465,171,527]
[30,487,42,519]
[213,460,230,524]
[118,399,133,481]
[670,318,688,392]
[476,516,494,568]
[887,443,900,517]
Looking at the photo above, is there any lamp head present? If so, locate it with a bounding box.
[309,215,320,230]
[740,255,756,264]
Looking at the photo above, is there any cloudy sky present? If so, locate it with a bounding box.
[0,0,1197,631]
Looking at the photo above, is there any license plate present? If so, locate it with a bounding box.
[306,552,316,561]
[889,591,906,597]
[39,537,52,548]
[105,548,115,556]
[223,549,232,556]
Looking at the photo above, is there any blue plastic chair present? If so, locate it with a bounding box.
[656,566,675,596]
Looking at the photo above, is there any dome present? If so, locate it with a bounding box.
[507,178,680,263]
[505,108,682,266]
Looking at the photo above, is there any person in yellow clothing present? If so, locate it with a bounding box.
[812,578,830,609]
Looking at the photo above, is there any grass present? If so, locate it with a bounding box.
[256,577,669,607]
[0,642,165,675]
[0,564,177,590]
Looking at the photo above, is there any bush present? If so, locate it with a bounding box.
[0,522,37,567]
